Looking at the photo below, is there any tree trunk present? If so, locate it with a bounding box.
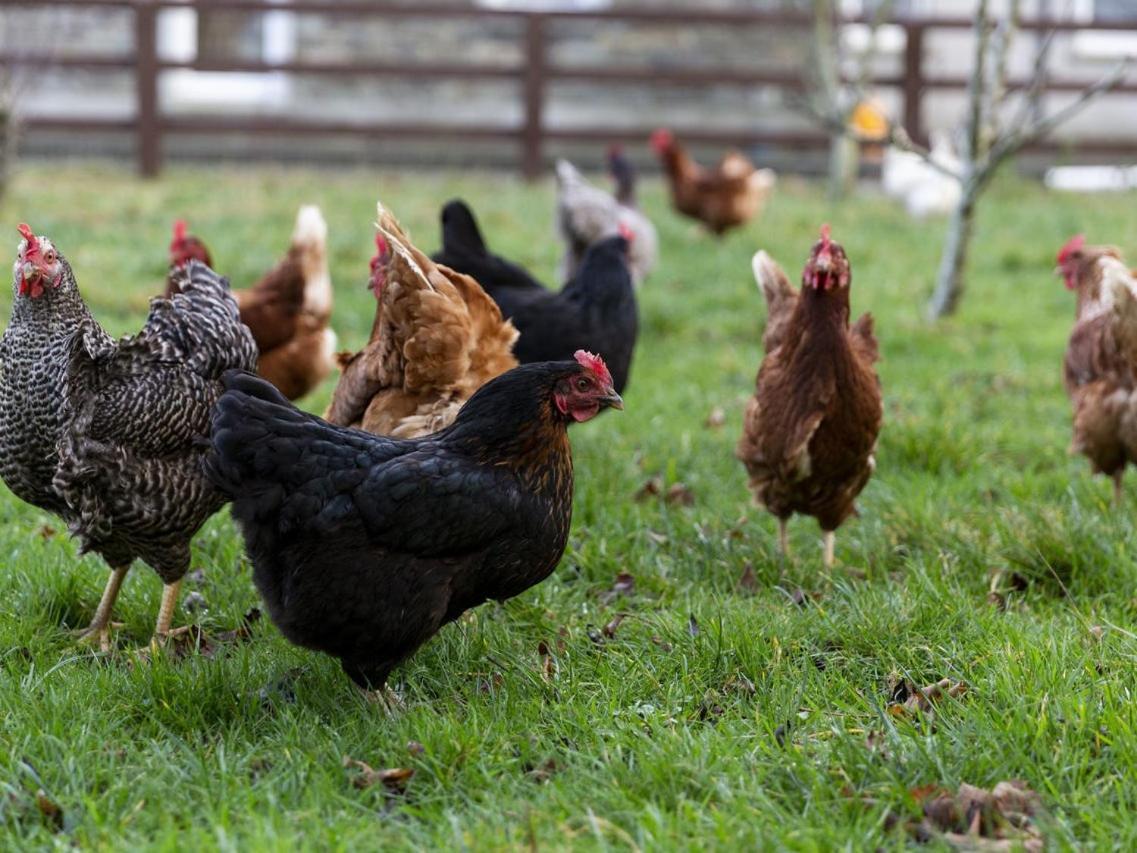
[926,183,978,320]
[827,132,858,200]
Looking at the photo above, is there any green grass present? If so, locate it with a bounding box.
[2,162,1137,849]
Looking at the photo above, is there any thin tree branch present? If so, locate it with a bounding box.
[982,58,1129,179]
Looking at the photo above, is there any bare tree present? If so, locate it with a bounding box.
[801,0,1128,319]
[925,1,1126,319]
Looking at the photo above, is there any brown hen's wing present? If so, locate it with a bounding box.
[849,312,880,365]
[237,253,305,352]
[750,250,798,354]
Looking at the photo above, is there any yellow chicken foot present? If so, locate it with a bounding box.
[777,518,791,561]
[152,578,183,645]
[822,531,836,568]
[73,565,129,651]
[362,685,405,715]
[1113,472,1124,507]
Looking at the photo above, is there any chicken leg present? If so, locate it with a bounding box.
[1113,471,1124,507]
[74,564,129,652]
[153,578,183,641]
[822,531,836,568]
[777,518,790,561]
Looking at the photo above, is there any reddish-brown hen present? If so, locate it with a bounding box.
[651,128,776,236]
[324,201,518,439]
[736,226,881,566]
[167,206,336,400]
[1057,234,1137,502]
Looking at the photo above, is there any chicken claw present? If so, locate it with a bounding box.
[822,532,836,568]
[362,686,405,715]
[73,565,129,651]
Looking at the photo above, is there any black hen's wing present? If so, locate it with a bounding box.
[205,371,519,557]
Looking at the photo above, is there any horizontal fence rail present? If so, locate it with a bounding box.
[2,0,1136,177]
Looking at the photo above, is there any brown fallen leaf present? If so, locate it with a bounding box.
[35,789,63,831]
[599,571,636,605]
[406,741,425,756]
[538,641,556,681]
[342,756,414,793]
[704,406,726,428]
[525,757,559,784]
[602,612,626,639]
[737,562,758,594]
[917,780,1042,850]
[477,672,504,694]
[37,524,57,541]
[650,635,673,652]
[665,483,695,507]
[634,476,663,501]
[888,677,969,719]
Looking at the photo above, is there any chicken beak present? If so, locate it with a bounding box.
[600,389,624,410]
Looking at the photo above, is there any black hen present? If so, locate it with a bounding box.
[486,236,637,394]
[204,353,622,690]
[431,199,545,295]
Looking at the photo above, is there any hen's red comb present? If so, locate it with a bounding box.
[574,350,613,387]
[17,223,39,258]
[370,234,389,275]
[1057,234,1085,264]
[618,222,635,243]
[172,220,187,243]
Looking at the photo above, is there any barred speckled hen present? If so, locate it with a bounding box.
[0,225,257,649]
[204,352,622,692]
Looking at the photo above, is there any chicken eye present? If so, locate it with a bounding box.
[44,250,56,264]
[576,377,590,391]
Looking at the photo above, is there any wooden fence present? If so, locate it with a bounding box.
[2,0,1136,177]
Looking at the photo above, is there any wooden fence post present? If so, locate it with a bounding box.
[903,22,925,146]
[135,0,160,177]
[522,13,547,180]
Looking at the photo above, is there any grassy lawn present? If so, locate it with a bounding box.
[2,161,1137,849]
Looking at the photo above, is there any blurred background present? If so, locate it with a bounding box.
[0,0,1134,181]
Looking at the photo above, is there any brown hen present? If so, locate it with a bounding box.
[651,128,776,236]
[1057,234,1137,502]
[324,201,518,439]
[167,206,336,400]
[736,226,881,567]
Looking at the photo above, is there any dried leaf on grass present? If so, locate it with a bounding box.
[525,758,559,784]
[705,406,726,428]
[36,524,56,541]
[599,572,636,605]
[737,562,758,594]
[634,477,694,507]
[665,483,695,506]
[342,757,414,793]
[34,790,63,831]
[537,641,556,682]
[634,476,663,501]
[602,613,626,639]
[887,676,969,719]
[912,781,1042,850]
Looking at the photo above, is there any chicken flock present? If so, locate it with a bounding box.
[0,129,1104,698]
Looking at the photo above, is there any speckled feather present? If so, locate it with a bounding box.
[0,255,256,581]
